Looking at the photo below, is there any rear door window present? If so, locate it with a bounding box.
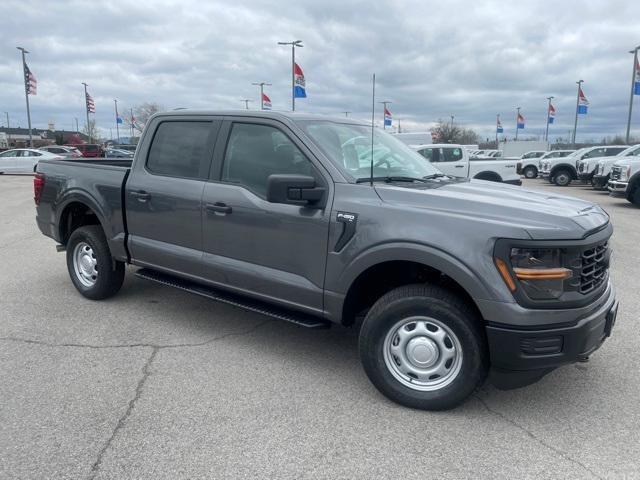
[441,148,463,162]
[419,148,439,162]
[146,121,217,179]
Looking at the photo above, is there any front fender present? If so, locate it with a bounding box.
[550,163,577,179]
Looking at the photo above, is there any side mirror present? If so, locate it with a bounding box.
[267,174,326,207]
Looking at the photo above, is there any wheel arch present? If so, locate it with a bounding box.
[550,163,577,179]
[56,190,109,246]
[473,171,502,182]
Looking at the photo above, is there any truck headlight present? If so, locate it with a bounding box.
[495,247,572,300]
[620,166,631,181]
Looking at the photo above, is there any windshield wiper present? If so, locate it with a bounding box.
[422,173,447,179]
[356,176,429,184]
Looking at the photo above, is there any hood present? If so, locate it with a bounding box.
[375,179,609,240]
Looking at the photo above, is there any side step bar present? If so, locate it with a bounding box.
[135,268,331,329]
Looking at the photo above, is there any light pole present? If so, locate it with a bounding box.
[379,101,392,129]
[17,47,33,147]
[450,114,455,126]
[241,99,252,110]
[277,40,303,111]
[252,82,272,110]
[495,113,500,145]
[545,96,554,142]
[114,99,120,144]
[342,111,351,117]
[626,46,640,144]
[572,80,584,145]
[515,107,521,140]
[82,82,91,143]
[4,112,10,145]
[75,117,79,134]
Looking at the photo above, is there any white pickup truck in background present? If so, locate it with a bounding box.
[412,143,522,185]
[609,157,640,206]
[587,145,640,190]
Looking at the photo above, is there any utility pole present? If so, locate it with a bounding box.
[114,99,120,143]
[17,47,33,147]
[626,46,640,143]
[572,80,584,145]
[82,82,91,143]
[545,96,554,142]
[515,107,521,140]
[75,117,79,134]
[4,112,10,145]
[277,40,303,111]
[251,82,272,110]
[241,99,252,110]
[379,101,392,129]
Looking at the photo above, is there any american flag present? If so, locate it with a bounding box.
[24,63,37,95]
[86,92,95,113]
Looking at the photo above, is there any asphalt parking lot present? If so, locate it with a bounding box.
[1,175,638,479]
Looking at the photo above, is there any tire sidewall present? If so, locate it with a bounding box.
[360,293,486,410]
[524,166,537,179]
[554,170,571,186]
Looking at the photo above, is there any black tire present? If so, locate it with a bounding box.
[523,166,538,179]
[630,185,640,207]
[553,169,572,186]
[66,225,125,300]
[359,284,488,411]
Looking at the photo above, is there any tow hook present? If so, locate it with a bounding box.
[56,244,66,252]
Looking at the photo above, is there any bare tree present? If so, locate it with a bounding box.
[430,119,480,145]
[133,102,165,131]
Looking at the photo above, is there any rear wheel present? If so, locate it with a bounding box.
[359,284,488,410]
[553,169,572,186]
[66,225,125,300]
[523,166,538,179]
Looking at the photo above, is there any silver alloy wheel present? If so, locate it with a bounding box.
[524,167,537,179]
[383,316,463,391]
[73,242,98,287]
[555,172,570,186]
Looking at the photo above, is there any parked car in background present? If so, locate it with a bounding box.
[112,144,137,152]
[589,145,640,190]
[39,145,83,158]
[412,144,521,184]
[608,157,640,206]
[540,146,626,186]
[0,148,63,174]
[575,145,628,186]
[105,147,135,158]
[68,144,104,158]
[517,151,547,179]
[531,150,575,179]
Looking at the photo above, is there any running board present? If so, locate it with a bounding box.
[135,268,331,329]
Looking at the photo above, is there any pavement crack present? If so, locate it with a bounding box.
[87,347,158,480]
[474,394,603,479]
[0,318,273,350]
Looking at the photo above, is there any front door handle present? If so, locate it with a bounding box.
[206,202,232,214]
[130,190,151,201]
[455,165,465,168]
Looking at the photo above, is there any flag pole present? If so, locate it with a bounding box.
[130,108,134,138]
[114,99,120,144]
[82,82,91,143]
[496,114,499,145]
[515,107,520,140]
[17,47,33,147]
[626,47,640,144]
[379,101,391,130]
[572,80,584,145]
[545,96,554,142]
[291,44,295,111]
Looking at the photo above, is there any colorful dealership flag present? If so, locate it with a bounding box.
[496,118,503,133]
[517,112,525,129]
[116,115,124,124]
[24,63,37,95]
[294,63,306,98]
[85,92,95,113]
[548,103,556,124]
[262,92,272,110]
[577,87,589,114]
[384,107,392,126]
[635,58,640,95]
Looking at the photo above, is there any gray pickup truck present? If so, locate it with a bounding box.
[35,111,618,410]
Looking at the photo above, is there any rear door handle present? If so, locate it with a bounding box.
[130,190,151,201]
[206,202,232,214]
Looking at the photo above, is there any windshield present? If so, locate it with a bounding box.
[297,120,441,181]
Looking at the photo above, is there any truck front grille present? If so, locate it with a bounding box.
[578,162,587,173]
[579,241,609,294]
[610,166,622,181]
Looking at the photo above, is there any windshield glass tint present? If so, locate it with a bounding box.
[297,120,441,180]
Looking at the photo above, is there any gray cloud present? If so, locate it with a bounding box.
[1,0,639,141]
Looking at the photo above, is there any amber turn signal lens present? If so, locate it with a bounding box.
[513,268,572,280]
[494,258,516,292]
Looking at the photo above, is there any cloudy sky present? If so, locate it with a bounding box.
[1,0,639,142]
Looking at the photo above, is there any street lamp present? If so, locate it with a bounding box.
[17,47,33,147]
[515,107,521,140]
[545,96,554,142]
[379,101,392,129]
[251,82,272,110]
[241,99,252,110]
[572,80,584,145]
[277,40,303,111]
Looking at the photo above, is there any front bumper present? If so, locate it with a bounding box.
[592,174,609,189]
[608,180,628,196]
[485,284,618,389]
[578,171,594,182]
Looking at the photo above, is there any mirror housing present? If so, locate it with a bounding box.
[267,174,326,207]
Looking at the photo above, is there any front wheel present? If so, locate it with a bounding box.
[66,225,125,300]
[359,284,488,410]
[553,169,572,186]
[523,166,538,179]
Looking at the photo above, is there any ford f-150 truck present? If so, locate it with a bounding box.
[575,145,628,186]
[411,143,521,184]
[34,111,618,410]
[590,145,640,190]
[608,158,640,206]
